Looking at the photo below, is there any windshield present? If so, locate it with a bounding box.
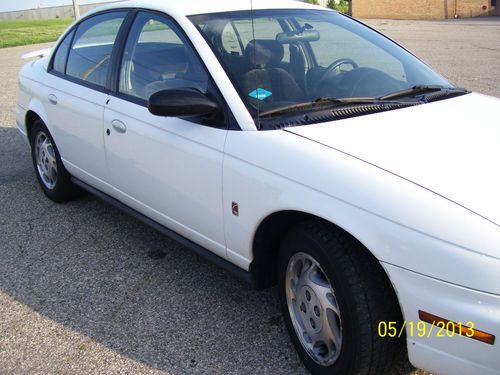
[190,9,451,122]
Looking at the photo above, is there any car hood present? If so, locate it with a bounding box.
[286,93,500,226]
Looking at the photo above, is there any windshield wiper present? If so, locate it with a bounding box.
[259,96,401,118]
[257,85,469,123]
[379,85,467,100]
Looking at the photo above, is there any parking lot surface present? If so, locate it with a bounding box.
[1,17,499,375]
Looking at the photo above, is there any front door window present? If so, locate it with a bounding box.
[119,12,209,102]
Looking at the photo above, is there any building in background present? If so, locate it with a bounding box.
[352,0,499,19]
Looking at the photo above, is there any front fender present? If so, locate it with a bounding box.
[222,129,500,295]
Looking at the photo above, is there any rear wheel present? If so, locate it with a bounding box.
[278,220,403,375]
[30,119,80,202]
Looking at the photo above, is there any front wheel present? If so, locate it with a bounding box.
[30,119,80,202]
[278,221,403,375]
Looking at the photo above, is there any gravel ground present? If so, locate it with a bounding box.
[1,17,499,375]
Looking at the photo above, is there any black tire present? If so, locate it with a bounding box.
[278,220,404,375]
[30,119,80,202]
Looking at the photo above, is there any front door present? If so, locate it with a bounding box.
[103,11,228,257]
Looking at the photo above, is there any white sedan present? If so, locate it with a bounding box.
[16,0,500,374]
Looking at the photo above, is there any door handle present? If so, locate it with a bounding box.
[111,119,127,134]
[48,94,57,105]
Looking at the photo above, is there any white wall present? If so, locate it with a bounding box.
[0,2,113,21]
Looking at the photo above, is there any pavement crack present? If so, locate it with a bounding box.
[25,230,79,272]
[470,43,500,54]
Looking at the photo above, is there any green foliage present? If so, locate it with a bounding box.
[0,18,72,48]
[302,0,320,4]
[327,0,349,14]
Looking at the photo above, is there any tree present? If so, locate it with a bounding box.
[327,0,349,14]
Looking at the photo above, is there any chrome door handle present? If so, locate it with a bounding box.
[111,119,127,134]
[48,94,57,105]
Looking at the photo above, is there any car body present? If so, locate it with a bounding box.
[15,0,500,374]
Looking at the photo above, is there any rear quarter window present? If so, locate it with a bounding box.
[52,29,75,74]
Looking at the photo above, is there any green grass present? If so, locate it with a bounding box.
[0,18,73,48]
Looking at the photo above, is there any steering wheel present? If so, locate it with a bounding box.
[321,58,359,81]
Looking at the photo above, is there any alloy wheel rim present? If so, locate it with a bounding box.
[34,131,58,189]
[285,252,342,366]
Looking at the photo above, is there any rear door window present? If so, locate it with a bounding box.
[66,12,126,87]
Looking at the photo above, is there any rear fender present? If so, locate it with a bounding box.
[26,97,51,140]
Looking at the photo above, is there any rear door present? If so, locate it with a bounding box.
[103,11,228,257]
[46,11,127,193]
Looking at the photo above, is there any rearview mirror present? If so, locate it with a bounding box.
[148,88,218,118]
[276,29,320,44]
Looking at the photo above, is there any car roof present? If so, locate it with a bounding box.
[85,0,323,17]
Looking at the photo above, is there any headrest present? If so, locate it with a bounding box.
[245,39,284,66]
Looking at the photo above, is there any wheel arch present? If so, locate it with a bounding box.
[250,210,315,289]
[249,210,401,309]
[25,110,41,142]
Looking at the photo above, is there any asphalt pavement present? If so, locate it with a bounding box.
[1,17,499,375]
